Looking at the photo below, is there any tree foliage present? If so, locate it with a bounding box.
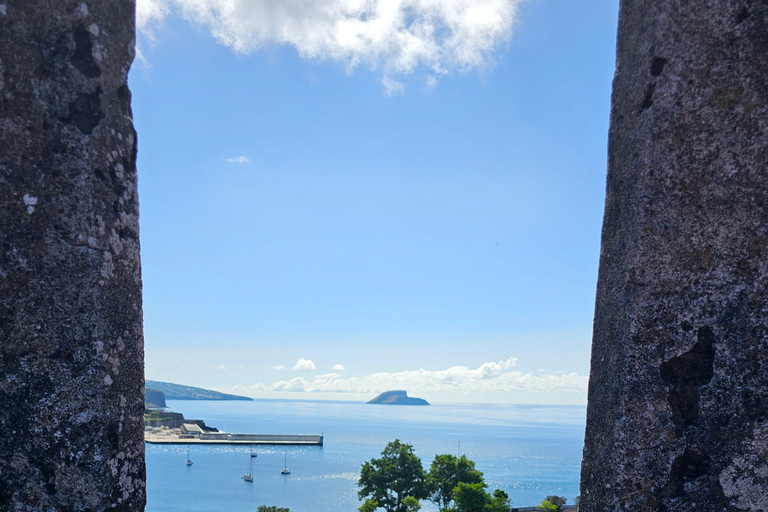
[360,500,380,512]
[487,489,511,512]
[257,507,291,512]
[545,496,566,509]
[402,496,421,512]
[452,483,513,512]
[453,482,490,512]
[358,439,428,512]
[537,496,567,512]
[426,454,485,510]
[537,501,558,512]
[358,441,510,512]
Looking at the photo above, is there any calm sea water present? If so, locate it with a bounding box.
[146,399,585,512]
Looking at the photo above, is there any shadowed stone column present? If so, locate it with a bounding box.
[0,1,145,510]
[580,1,768,511]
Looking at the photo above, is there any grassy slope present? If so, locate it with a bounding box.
[145,380,253,400]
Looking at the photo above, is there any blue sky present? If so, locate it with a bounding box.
[133,0,620,404]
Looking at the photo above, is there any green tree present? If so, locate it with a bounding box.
[358,439,428,512]
[453,482,490,512]
[257,507,291,512]
[487,489,511,512]
[427,454,485,510]
[402,496,421,512]
[544,496,566,512]
[536,500,558,512]
[360,500,380,512]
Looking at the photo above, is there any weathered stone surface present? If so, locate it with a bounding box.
[581,1,768,511]
[0,1,145,510]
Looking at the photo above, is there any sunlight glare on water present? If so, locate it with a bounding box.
[146,399,585,512]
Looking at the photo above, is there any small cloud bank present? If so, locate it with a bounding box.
[292,358,317,371]
[332,364,346,371]
[225,155,249,164]
[214,364,227,370]
[136,0,520,89]
[243,357,588,397]
[271,364,286,371]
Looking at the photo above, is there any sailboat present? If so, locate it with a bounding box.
[186,448,193,466]
[281,452,291,475]
[242,453,254,482]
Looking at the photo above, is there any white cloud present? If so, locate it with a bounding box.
[292,358,317,371]
[272,364,286,370]
[136,0,169,40]
[225,155,249,164]
[245,357,588,397]
[136,0,520,90]
[135,45,151,68]
[214,364,227,370]
[382,76,404,96]
[332,364,346,371]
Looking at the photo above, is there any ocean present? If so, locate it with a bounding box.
[146,399,585,512]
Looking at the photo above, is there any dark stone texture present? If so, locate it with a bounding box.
[580,1,768,511]
[0,1,145,510]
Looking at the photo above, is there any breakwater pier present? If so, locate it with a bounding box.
[145,428,323,446]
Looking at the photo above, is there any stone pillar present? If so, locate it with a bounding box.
[580,1,768,511]
[0,1,145,510]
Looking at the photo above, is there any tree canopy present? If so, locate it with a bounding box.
[488,490,511,512]
[358,439,429,512]
[536,500,558,512]
[360,500,380,512]
[537,496,566,512]
[359,441,510,512]
[453,484,512,512]
[402,496,421,512]
[426,454,485,510]
[453,482,490,512]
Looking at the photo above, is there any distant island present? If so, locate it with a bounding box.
[145,380,253,401]
[367,390,429,406]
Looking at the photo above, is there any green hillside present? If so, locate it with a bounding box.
[145,380,253,401]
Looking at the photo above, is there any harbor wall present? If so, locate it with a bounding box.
[145,432,324,446]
